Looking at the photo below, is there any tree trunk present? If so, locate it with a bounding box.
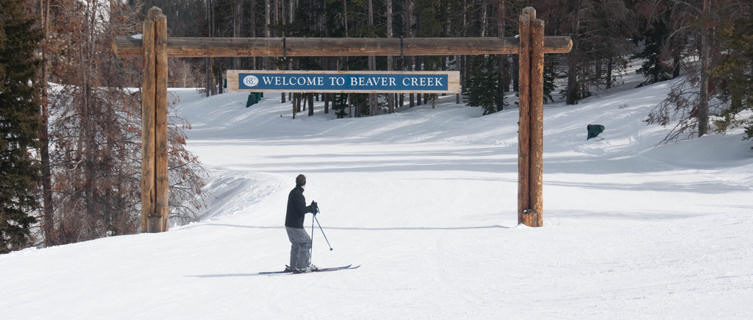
[513,54,519,91]
[343,0,349,115]
[280,0,286,103]
[308,94,314,116]
[368,0,377,115]
[731,85,743,113]
[281,0,286,34]
[274,0,279,32]
[452,0,459,104]
[606,56,613,89]
[210,1,216,95]
[84,1,99,231]
[289,0,294,24]
[205,0,213,96]
[265,0,271,69]
[407,0,415,108]
[292,94,297,118]
[480,0,488,37]
[386,0,394,112]
[445,0,452,64]
[697,0,711,137]
[348,93,352,117]
[265,0,270,37]
[250,0,257,68]
[234,0,244,69]
[343,0,348,37]
[461,0,468,101]
[217,68,223,94]
[497,0,505,109]
[40,0,55,245]
[566,0,581,105]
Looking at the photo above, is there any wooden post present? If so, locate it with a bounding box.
[518,7,545,227]
[142,7,169,233]
[155,11,170,232]
[122,6,570,232]
[140,10,156,232]
[529,17,545,227]
[517,10,531,226]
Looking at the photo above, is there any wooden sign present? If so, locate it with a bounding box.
[226,70,460,94]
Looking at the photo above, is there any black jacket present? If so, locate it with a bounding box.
[285,186,316,228]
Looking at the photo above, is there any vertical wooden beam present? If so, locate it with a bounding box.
[529,18,545,227]
[154,10,170,232]
[141,12,156,232]
[517,11,531,226]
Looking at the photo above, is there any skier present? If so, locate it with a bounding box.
[285,174,319,273]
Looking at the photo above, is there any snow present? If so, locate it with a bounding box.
[2,79,753,319]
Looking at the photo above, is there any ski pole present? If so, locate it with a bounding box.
[314,214,333,251]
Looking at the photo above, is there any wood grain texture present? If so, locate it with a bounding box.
[113,36,572,57]
[517,13,531,226]
[529,18,545,227]
[522,6,536,21]
[140,13,156,232]
[154,13,170,232]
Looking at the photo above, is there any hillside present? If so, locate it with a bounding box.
[2,79,752,320]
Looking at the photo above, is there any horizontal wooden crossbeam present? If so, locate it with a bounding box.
[113,36,572,58]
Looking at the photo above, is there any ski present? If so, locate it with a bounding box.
[258,264,359,276]
[311,264,360,273]
[257,270,291,275]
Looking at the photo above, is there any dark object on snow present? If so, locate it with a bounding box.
[587,124,605,140]
[246,92,263,107]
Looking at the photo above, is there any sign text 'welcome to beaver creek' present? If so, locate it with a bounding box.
[227,70,460,94]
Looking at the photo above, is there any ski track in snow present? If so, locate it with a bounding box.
[2,82,753,319]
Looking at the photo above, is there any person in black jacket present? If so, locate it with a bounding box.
[285,174,319,272]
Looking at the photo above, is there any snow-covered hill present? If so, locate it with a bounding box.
[2,80,752,319]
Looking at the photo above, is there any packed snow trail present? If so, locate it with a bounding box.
[2,81,753,319]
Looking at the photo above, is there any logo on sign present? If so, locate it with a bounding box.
[242,75,259,87]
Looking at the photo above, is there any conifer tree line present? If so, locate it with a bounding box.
[1,0,206,253]
[1,0,751,252]
[1,0,42,253]
[139,0,751,135]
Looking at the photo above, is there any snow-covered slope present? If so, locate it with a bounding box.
[2,81,753,320]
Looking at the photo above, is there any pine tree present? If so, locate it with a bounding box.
[42,1,204,243]
[0,0,42,253]
[645,0,744,141]
[634,12,672,85]
[332,93,349,118]
[709,1,753,143]
[543,59,556,103]
[464,55,500,115]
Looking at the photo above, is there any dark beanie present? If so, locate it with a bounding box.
[296,174,306,187]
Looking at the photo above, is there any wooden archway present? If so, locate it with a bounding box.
[113,6,570,232]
